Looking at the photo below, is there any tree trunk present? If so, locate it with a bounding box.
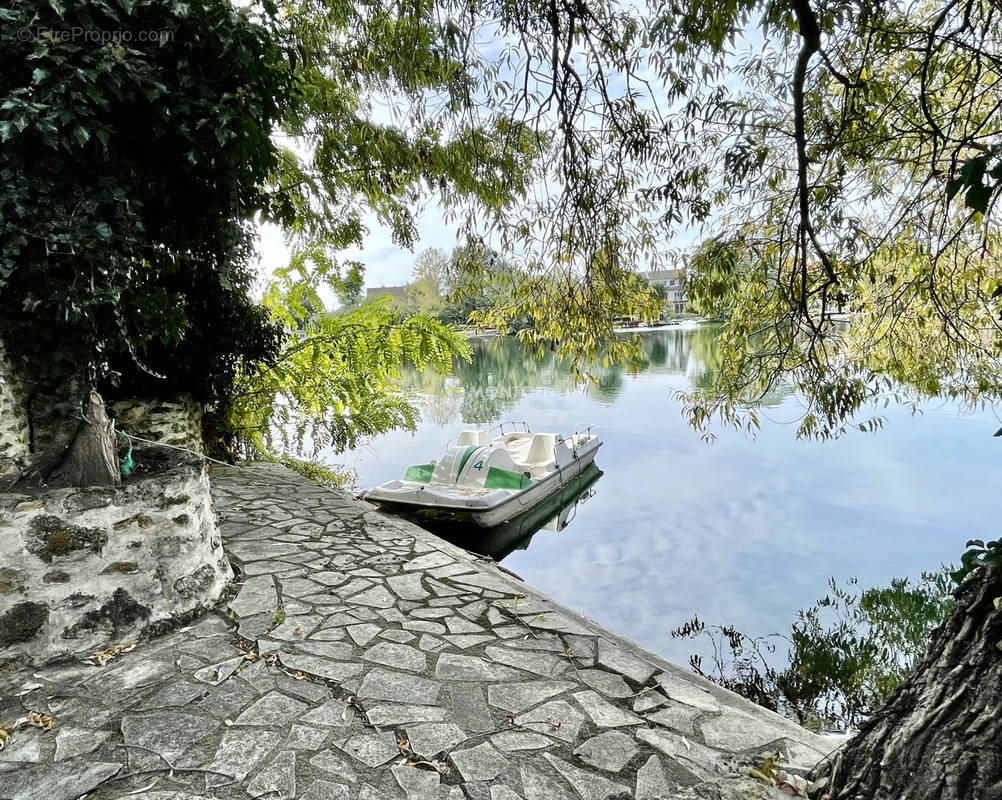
[47,389,121,488]
[810,568,1002,800]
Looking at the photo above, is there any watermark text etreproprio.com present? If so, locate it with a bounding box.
[13,27,175,45]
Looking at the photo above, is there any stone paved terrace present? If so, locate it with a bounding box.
[0,464,841,800]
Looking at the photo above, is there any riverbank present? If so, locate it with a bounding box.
[0,463,839,799]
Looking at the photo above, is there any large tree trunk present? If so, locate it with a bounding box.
[47,390,121,488]
[811,568,1002,799]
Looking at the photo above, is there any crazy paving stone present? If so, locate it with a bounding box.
[0,737,40,764]
[349,585,398,608]
[286,723,329,750]
[232,690,308,726]
[573,731,639,772]
[229,575,279,617]
[520,762,576,800]
[379,628,416,643]
[135,680,207,710]
[301,699,355,728]
[54,727,112,762]
[275,673,332,703]
[238,660,278,694]
[572,690,644,728]
[655,672,721,712]
[448,683,494,733]
[193,655,245,686]
[595,639,657,684]
[366,703,451,727]
[310,627,347,641]
[444,616,485,634]
[487,681,576,714]
[402,552,455,571]
[563,633,597,655]
[309,748,356,777]
[363,641,427,672]
[435,652,525,681]
[444,634,494,649]
[646,703,703,735]
[633,690,670,713]
[334,578,374,598]
[457,599,488,619]
[311,571,349,586]
[120,712,219,763]
[357,668,442,704]
[300,779,351,800]
[635,728,720,780]
[247,750,297,798]
[450,741,509,781]
[346,622,383,646]
[403,620,447,635]
[279,653,364,682]
[277,577,329,598]
[196,675,260,718]
[635,754,673,799]
[0,761,123,800]
[483,645,567,678]
[405,722,469,756]
[208,729,282,782]
[332,731,400,767]
[417,634,450,653]
[543,753,630,800]
[490,787,525,800]
[491,731,554,752]
[577,668,632,698]
[410,607,452,619]
[292,640,355,660]
[267,614,324,640]
[392,763,441,800]
[515,699,585,744]
[387,572,430,600]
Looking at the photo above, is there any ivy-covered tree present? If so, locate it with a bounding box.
[0,0,291,484]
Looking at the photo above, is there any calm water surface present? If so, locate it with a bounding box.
[339,326,1000,665]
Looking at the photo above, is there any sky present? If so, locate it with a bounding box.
[249,13,771,299]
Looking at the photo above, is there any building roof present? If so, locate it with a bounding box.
[366,285,409,300]
[641,269,682,283]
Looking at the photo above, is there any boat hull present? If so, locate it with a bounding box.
[365,440,601,527]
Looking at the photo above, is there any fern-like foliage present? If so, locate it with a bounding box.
[228,298,471,458]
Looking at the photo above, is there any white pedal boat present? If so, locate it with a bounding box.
[363,423,602,527]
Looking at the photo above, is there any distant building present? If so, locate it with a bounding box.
[641,269,686,314]
[366,285,409,301]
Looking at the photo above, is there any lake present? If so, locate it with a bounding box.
[339,325,1000,666]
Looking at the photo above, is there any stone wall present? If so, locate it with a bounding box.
[0,341,30,482]
[0,452,230,667]
[110,397,204,455]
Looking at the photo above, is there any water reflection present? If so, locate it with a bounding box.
[394,463,604,560]
[403,324,745,422]
[348,326,1000,666]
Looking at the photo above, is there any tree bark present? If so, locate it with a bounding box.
[47,389,122,488]
[811,568,1002,800]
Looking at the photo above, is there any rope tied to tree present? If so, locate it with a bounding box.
[117,431,135,477]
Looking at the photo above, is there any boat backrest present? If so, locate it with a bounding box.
[456,429,490,447]
[527,433,559,465]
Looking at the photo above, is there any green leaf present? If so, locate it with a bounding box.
[965,184,992,215]
[945,177,964,202]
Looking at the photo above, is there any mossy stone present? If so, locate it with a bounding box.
[0,602,48,646]
[27,515,108,563]
[0,567,25,594]
[62,588,150,639]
